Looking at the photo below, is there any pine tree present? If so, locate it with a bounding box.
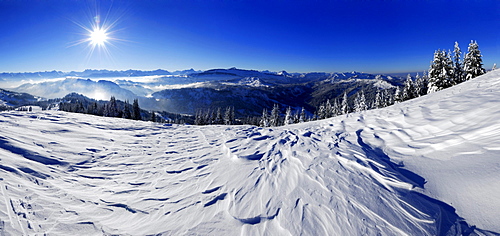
[341,92,349,115]
[393,87,402,103]
[150,111,156,122]
[463,40,485,81]
[453,42,464,84]
[332,99,341,116]
[104,96,119,117]
[259,109,269,127]
[284,106,292,125]
[299,107,306,123]
[132,99,141,120]
[374,91,383,109]
[270,104,280,127]
[414,72,428,97]
[122,100,131,119]
[353,91,367,112]
[428,50,454,93]
[402,74,416,101]
[317,103,326,120]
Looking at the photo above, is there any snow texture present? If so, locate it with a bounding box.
[0,70,499,235]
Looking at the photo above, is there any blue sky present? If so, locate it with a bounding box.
[0,0,498,73]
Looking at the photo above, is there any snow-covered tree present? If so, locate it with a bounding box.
[299,107,306,123]
[393,87,402,103]
[284,106,292,125]
[402,74,416,101]
[414,72,428,97]
[270,104,280,127]
[452,41,464,84]
[373,91,383,109]
[104,96,119,117]
[224,106,234,125]
[463,40,485,81]
[428,49,454,93]
[341,92,349,115]
[332,99,341,116]
[353,91,367,112]
[259,109,269,127]
[122,100,131,119]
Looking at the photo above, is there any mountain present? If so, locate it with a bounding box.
[0,88,41,110]
[15,78,138,101]
[6,68,405,116]
[0,70,498,235]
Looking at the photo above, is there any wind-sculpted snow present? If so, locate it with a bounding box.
[0,70,500,235]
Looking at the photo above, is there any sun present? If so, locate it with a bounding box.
[89,27,109,46]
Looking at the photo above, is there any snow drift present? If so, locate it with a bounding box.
[0,70,499,235]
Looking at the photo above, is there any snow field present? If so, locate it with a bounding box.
[0,70,499,235]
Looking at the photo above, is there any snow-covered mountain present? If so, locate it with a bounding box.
[0,70,498,235]
[5,68,402,117]
[0,89,41,110]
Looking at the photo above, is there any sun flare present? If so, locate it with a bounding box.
[89,27,108,46]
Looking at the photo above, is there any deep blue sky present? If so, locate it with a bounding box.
[0,0,498,73]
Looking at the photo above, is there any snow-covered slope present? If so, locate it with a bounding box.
[0,71,499,235]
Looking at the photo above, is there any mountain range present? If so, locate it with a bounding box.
[1,68,404,117]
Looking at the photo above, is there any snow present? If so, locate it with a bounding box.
[0,70,499,235]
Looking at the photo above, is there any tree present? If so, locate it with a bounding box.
[402,74,416,101]
[132,99,141,120]
[393,87,402,103]
[463,40,485,81]
[104,96,119,117]
[353,91,367,112]
[374,91,383,109]
[299,107,306,123]
[341,92,349,115]
[453,42,464,84]
[224,106,234,125]
[122,100,131,119]
[270,104,280,127]
[414,72,428,97]
[259,109,269,127]
[428,49,454,93]
[150,111,156,122]
[284,106,293,125]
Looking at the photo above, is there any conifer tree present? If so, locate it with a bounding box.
[132,99,141,120]
[453,42,464,84]
[259,109,269,127]
[284,106,292,125]
[104,96,119,117]
[270,104,280,127]
[150,111,156,122]
[299,107,306,123]
[122,100,131,119]
[428,50,454,93]
[402,74,416,101]
[374,91,383,109]
[463,40,485,81]
[353,91,367,112]
[341,92,349,115]
[393,87,402,103]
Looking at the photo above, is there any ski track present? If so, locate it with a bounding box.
[0,70,499,235]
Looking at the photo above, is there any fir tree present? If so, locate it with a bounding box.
[428,50,454,93]
[284,106,292,125]
[341,92,349,115]
[299,107,306,123]
[150,111,156,122]
[104,96,119,117]
[122,100,131,119]
[453,41,464,84]
[374,91,383,109]
[270,104,280,127]
[393,87,402,103]
[463,40,485,81]
[132,99,141,120]
[259,109,269,127]
[353,91,367,112]
[402,74,416,101]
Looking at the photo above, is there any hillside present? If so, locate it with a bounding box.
[0,70,499,235]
